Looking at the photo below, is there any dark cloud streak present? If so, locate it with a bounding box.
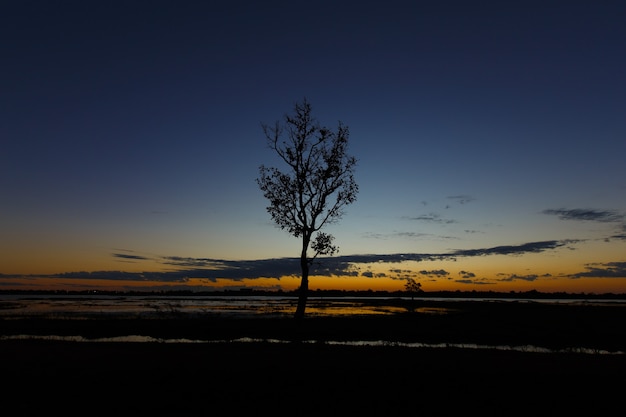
[56,240,575,282]
[112,253,150,261]
[542,208,623,223]
[449,240,569,257]
[3,240,579,285]
[573,262,626,278]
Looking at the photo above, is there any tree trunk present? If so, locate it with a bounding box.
[294,235,310,321]
[294,272,308,321]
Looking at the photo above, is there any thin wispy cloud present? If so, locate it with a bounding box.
[160,256,230,269]
[56,270,187,282]
[395,232,437,239]
[112,253,150,261]
[542,208,623,223]
[362,231,456,241]
[447,195,475,205]
[449,240,572,257]
[454,277,493,286]
[408,213,457,224]
[608,224,626,241]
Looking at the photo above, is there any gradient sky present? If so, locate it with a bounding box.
[2,1,625,294]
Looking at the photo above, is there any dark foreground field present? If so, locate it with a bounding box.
[2,300,625,416]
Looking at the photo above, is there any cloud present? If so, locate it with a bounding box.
[17,239,575,284]
[407,213,457,224]
[608,224,626,241]
[418,269,450,277]
[160,256,230,269]
[112,253,150,261]
[366,231,458,241]
[55,270,188,282]
[362,232,389,240]
[454,278,493,286]
[497,274,540,282]
[572,262,626,278]
[389,269,412,274]
[542,208,623,223]
[131,240,574,281]
[449,240,570,257]
[447,195,475,205]
[159,240,570,280]
[395,231,438,239]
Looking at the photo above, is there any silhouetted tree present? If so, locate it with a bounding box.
[405,278,423,301]
[257,98,358,320]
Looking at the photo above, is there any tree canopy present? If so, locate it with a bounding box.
[257,98,358,319]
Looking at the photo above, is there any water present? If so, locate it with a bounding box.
[0,294,409,318]
[1,294,624,355]
[1,293,623,319]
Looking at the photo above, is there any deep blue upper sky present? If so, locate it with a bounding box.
[2,1,625,292]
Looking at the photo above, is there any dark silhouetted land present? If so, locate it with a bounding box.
[2,298,625,416]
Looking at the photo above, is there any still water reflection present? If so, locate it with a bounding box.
[1,333,621,356]
[1,294,622,318]
[1,294,624,355]
[0,294,458,318]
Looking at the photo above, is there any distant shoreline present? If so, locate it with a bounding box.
[2,288,625,299]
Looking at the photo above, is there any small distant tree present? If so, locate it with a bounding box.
[405,278,423,301]
[257,98,358,320]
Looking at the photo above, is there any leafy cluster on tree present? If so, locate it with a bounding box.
[257,98,358,320]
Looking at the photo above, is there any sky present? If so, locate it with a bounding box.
[2,0,625,294]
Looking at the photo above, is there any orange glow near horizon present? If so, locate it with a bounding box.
[1,273,625,295]
[2,242,626,294]
[3,229,626,295]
